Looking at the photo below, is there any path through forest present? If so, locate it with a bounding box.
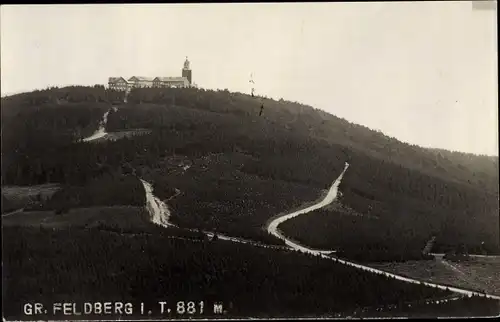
[34,107,500,301]
[267,162,349,254]
[82,106,116,142]
[140,179,171,228]
[138,154,500,299]
[263,161,500,300]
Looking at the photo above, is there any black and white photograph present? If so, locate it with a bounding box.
[1,2,499,320]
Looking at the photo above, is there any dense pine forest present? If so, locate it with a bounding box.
[3,226,456,319]
[1,85,499,318]
[279,207,497,262]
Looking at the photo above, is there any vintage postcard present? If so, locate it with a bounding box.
[1,2,499,320]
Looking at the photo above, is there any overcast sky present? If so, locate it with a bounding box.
[1,2,498,155]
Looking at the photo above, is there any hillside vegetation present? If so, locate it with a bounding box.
[3,226,453,319]
[1,86,498,257]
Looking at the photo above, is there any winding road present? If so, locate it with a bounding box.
[82,100,499,303]
[140,159,500,300]
[267,162,349,254]
[263,161,500,301]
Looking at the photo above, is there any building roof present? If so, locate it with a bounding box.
[108,77,127,83]
[128,76,155,82]
[154,77,188,82]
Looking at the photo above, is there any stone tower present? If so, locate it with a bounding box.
[182,56,192,85]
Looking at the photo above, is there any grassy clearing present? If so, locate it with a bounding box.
[1,206,151,231]
[2,183,61,197]
[2,210,56,226]
[368,257,500,296]
[1,184,61,212]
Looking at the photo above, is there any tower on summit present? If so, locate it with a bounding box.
[182,56,192,85]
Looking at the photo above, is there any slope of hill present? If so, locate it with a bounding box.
[1,86,498,256]
[127,87,498,187]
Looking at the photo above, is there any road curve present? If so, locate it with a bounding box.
[141,158,500,300]
[265,162,500,300]
[267,162,349,254]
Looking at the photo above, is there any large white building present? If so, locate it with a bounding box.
[108,57,193,91]
[152,77,189,88]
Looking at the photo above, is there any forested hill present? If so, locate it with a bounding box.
[131,86,491,191]
[1,85,498,254]
[113,86,494,190]
[2,85,497,188]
